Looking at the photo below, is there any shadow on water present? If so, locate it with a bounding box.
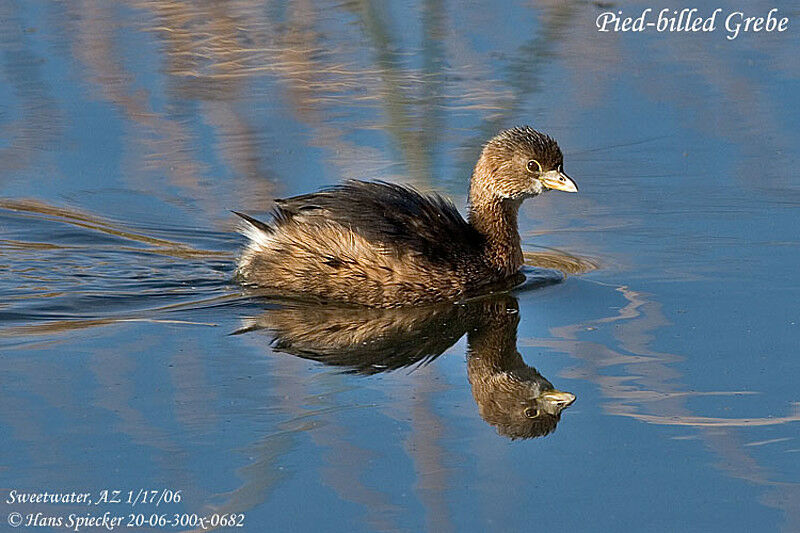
[234,290,576,441]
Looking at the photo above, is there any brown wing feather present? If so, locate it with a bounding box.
[272,180,484,263]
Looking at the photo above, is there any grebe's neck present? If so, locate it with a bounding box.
[466,298,521,370]
[468,191,523,276]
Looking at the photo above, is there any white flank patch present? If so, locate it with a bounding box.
[237,220,274,252]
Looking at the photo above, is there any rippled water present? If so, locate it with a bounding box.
[1,1,799,531]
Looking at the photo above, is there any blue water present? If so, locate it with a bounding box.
[1,1,799,531]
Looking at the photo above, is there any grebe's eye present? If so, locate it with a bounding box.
[526,159,542,173]
[524,407,541,419]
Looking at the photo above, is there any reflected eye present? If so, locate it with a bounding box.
[526,159,542,173]
[524,407,541,419]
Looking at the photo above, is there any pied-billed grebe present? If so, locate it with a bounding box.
[234,126,578,307]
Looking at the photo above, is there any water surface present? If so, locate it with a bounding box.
[1,1,799,531]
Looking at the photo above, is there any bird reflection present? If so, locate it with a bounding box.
[236,290,575,440]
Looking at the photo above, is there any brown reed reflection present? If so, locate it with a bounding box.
[0,2,62,181]
[236,290,576,440]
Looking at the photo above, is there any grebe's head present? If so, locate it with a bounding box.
[471,126,578,202]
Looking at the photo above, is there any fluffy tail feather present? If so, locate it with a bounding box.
[232,211,273,234]
[232,210,275,255]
